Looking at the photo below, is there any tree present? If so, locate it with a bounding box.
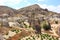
[35,24,41,34]
[34,19,41,34]
[44,8,48,12]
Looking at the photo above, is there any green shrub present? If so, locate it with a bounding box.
[55,21,58,24]
[11,29,21,33]
[41,21,51,30]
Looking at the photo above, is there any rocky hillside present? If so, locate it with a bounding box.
[18,4,59,17]
[0,6,17,17]
[17,4,60,23]
[0,4,60,25]
[0,4,60,18]
[17,4,60,24]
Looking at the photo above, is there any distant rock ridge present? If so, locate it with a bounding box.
[0,4,59,18]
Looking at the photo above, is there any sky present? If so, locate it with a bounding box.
[0,0,60,13]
